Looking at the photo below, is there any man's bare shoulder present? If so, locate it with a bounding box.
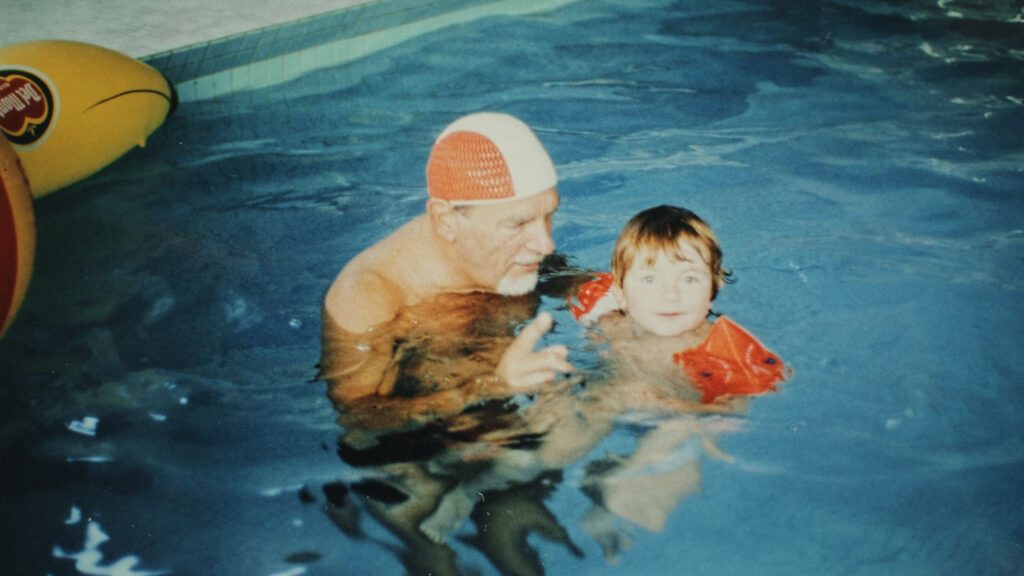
[325,261,403,333]
[324,217,431,333]
[324,230,412,334]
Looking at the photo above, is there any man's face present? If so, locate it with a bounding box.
[453,188,559,295]
[614,239,713,337]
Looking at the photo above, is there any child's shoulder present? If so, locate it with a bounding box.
[594,308,631,336]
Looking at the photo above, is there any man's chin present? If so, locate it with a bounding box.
[496,272,539,296]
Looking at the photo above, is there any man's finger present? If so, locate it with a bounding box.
[514,345,573,375]
[541,352,575,374]
[541,344,574,373]
[543,344,569,360]
[510,312,554,353]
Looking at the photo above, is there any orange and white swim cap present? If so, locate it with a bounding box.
[427,112,557,204]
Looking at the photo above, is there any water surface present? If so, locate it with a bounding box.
[2,0,1023,574]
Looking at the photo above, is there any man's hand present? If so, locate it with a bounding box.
[495,312,575,391]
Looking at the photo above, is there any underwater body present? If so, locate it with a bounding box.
[2,0,1023,574]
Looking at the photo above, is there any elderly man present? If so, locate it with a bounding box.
[321,112,574,424]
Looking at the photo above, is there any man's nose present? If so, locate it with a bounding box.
[526,219,555,255]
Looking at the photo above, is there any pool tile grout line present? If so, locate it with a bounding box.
[144,0,580,103]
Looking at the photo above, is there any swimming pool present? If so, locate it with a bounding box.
[2,0,1023,574]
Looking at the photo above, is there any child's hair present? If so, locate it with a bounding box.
[611,205,731,299]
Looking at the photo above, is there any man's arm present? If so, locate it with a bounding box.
[320,266,405,406]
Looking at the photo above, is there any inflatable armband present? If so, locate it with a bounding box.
[568,272,617,324]
[673,316,789,403]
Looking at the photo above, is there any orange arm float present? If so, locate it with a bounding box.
[674,316,791,403]
[567,272,616,324]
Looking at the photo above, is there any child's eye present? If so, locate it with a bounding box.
[641,275,656,284]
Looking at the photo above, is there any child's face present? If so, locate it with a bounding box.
[614,239,713,338]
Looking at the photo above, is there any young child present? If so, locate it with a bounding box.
[569,204,789,404]
[557,205,790,555]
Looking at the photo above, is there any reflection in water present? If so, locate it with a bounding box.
[318,279,748,574]
[319,290,540,432]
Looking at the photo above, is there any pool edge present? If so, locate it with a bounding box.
[146,0,582,103]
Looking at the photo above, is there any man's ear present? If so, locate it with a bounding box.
[427,198,460,242]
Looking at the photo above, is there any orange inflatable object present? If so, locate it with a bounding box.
[568,272,615,323]
[0,135,34,337]
[674,316,789,403]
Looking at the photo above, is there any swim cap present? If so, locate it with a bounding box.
[427,112,556,204]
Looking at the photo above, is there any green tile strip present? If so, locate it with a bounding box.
[144,0,579,102]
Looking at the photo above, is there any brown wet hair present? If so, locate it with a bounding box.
[611,205,731,299]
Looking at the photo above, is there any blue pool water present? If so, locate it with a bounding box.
[2,0,1023,574]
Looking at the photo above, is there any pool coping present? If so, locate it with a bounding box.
[145,0,580,102]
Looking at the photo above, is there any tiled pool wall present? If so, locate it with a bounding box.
[147,0,580,102]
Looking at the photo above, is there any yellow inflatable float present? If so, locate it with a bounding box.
[1,135,34,337]
[1,40,174,337]
[0,40,175,197]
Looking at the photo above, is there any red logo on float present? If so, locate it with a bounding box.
[0,69,55,145]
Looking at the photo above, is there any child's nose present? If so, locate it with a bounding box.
[662,280,684,300]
